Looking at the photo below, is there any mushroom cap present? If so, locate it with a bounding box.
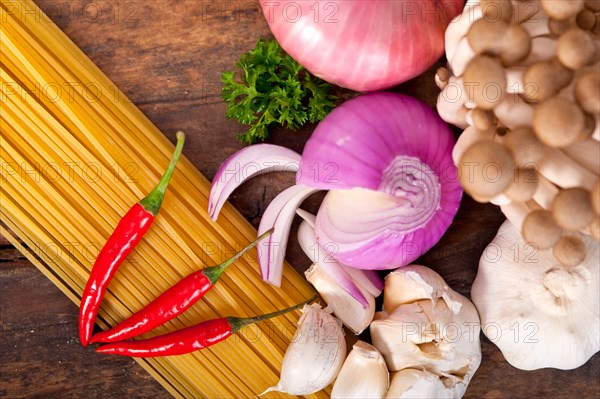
[472,220,600,371]
[577,8,597,30]
[541,0,585,20]
[533,97,586,148]
[467,18,509,58]
[501,24,531,65]
[575,70,600,115]
[463,55,507,110]
[458,141,515,199]
[522,59,574,103]
[522,209,562,249]
[552,187,595,230]
[553,235,587,267]
[557,28,597,70]
[504,126,546,165]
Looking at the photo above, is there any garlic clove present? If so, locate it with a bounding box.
[305,263,375,334]
[263,303,346,396]
[386,369,466,399]
[382,265,463,314]
[331,341,389,399]
[371,265,481,397]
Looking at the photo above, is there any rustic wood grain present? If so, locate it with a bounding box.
[1,1,598,398]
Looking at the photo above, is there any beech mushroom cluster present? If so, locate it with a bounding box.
[438,0,600,266]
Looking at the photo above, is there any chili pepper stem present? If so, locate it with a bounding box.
[227,294,317,334]
[138,131,185,215]
[203,228,274,285]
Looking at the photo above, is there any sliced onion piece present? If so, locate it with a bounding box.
[257,184,320,287]
[342,266,383,298]
[208,144,301,220]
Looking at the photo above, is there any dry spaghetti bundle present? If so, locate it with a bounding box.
[0,0,325,397]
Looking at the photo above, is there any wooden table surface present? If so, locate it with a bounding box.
[0,1,598,398]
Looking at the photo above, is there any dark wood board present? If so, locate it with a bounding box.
[0,1,598,398]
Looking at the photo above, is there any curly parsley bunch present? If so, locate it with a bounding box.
[222,39,336,144]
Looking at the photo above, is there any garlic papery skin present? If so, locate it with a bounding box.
[331,341,389,399]
[471,220,600,370]
[370,265,481,398]
[263,303,346,395]
[386,369,460,399]
[306,263,375,334]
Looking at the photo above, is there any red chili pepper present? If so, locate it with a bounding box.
[90,228,273,344]
[95,296,315,357]
[79,132,185,346]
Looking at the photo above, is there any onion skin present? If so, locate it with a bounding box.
[298,92,462,270]
[260,0,464,92]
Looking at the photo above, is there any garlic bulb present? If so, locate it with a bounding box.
[331,341,389,399]
[370,265,481,398]
[471,220,600,370]
[263,303,346,395]
[386,369,458,399]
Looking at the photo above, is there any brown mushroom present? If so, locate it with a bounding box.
[557,28,598,69]
[551,187,596,230]
[522,59,574,103]
[522,209,562,249]
[575,70,600,115]
[553,235,587,267]
[577,8,596,30]
[501,24,532,65]
[504,126,546,165]
[533,97,586,148]
[467,18,509,55]
[541,0,585,20]
[463,55,507,110]
[458,141,515,199]
[467,18,531,65]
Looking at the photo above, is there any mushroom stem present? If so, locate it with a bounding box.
[521,37,558,65]
[562,139,600,175]
[539,147,598,190]
[532,175,560,210]
[520,11,551,37]
[494,93,535,129]
[450,36,477,77]
[437,76,470,129]
[500,200,530,231]
[445,4,482,63]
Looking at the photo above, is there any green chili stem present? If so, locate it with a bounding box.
[139,131,185,215]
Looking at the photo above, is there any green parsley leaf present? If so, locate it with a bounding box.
[221,39,336,144]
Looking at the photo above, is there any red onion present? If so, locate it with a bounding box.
[260,0,464,91]
[298,92,462,269]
